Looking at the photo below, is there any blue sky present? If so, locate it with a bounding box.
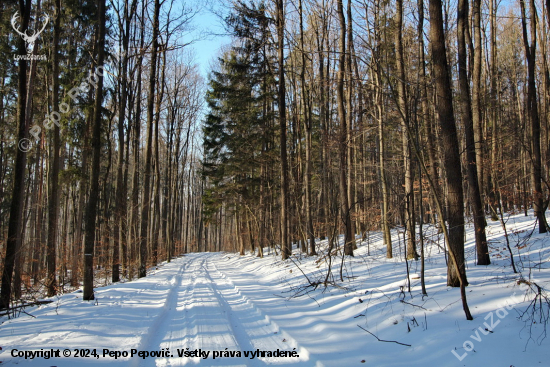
[191,4,231,78]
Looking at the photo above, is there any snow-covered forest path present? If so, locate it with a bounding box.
[0,253,323,367]
[131,253,313,367]
[3,214,550,366]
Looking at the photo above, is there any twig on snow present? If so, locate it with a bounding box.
[357,325,411,347]
[400,299,428,310]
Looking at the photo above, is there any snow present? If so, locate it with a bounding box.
[2,211,550,366]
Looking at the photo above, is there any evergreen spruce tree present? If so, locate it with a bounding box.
[202,1,275,245]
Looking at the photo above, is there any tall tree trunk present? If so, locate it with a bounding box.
[139,0,160,276]
[336,0,354,256]
[314,8,328,241]
[378,102,392,258]
[130,1,145,279]
[72,118,90,286]
[112,0,135,283]
[152,48,166,265]
[47,0,62,296]
[31,136,43,282]
[422,0,473,320]
[486,0,499,221]
[14,0,42,300]
[428,0,470,295]
[417,0,440,228]
[520,0,548,233]
[83,0,106,301]
[346,0,357,248]
[163,109,174,261]
[370,1,392,257]
[1,0,30,310]
[458,0,490,265]
[395,0,417,260]
[298,0,316,256]
[471,0,485,211]
[277,0,290,260]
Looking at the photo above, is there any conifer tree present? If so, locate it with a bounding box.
[203,1,275,254]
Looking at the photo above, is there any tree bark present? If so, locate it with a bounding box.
[370,3,392,257]
[1,0,30,310]
[395,0,417,260]
[471,0,485,207]
[112,0,136,283]
[336,0,354,256]
[47,0,62,296]
[139,0,161,277]
[83,0,106,301]
[457,0,490,265]
[298,0,316,256]
[130,0,146,279]
[428,0,469,289]
[520,0,548,233]
[276,0,290,260]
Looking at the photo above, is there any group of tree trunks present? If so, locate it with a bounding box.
[1,0,549,321]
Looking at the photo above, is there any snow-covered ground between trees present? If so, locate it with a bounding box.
[2,212,550,366]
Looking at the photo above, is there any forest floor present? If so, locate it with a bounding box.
[1,211,550,366]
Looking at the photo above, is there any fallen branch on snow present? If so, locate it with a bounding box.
[0,300,53,318]
[357,325,411,347]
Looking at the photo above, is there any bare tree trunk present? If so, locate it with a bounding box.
[72,119,90,286]
[47,0,61,296]
[458,0,490,265]
[471,0,485,211]
[83,0,106,301]
[520,0,548,233]
[336,0,354,256]
[112,0,136,283]
[13,2,41,298]
[130,1,145,279]
[152,48,166,265]
[298,0,316,256]
[486,0,499,221]
[31,136,44,283]
[395,0,417,260]
[276,0,290,260]
[314,7,329,240]
[346,0,357,248]
[184,164,192,254]
[428,0,470,299]
[417,0,440,229]
[100,142,112,277]
[139,0,161,276]
[1,0,30,310]
[163,111,174,261]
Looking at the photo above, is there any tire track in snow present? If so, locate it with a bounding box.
[148,253,247,366]
[200,260,260,361]
[130,259,189,367]
[204,258,321,366]
[155,254,235,367]
[153,258,200,367]
[133,253,322,366]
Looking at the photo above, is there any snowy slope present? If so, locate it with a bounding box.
[1,212,550,366]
